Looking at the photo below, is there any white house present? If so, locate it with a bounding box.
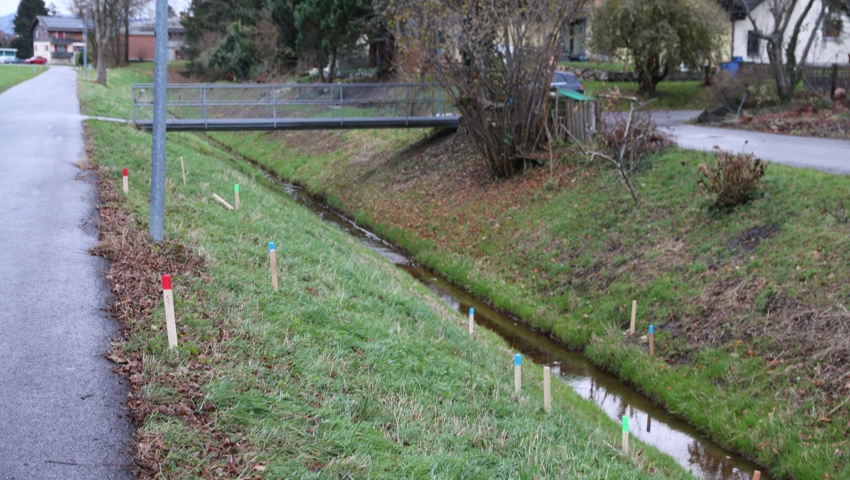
[729,0,849,65]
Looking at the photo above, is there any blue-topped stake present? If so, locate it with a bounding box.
[622,415,629,454]
[514,354,522,393]
[269,241,279,292]
[649,324,655,357]
[468,307,475,334]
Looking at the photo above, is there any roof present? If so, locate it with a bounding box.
[31,15,89,33]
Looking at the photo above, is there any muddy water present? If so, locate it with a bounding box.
[270,181,770,480]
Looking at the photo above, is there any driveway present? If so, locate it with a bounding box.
[652,110,850,174]
[0,67,133,478]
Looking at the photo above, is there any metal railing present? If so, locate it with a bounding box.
[131,82,459,131]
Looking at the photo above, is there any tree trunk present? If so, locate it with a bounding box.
[123,0,129,64]
[96,40,107,84]
[328,47,337,83]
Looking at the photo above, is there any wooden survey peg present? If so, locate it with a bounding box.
[543,366,551,413]
[122,168,128,194]
[649,324,655,356]
[630,300,637,335]
[162,275,178,349]
[234,184,240,209]
[269,242,279,291]
[622,415,629,454]
[514,354,522,393]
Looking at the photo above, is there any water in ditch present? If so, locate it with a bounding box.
[256,175,771,480]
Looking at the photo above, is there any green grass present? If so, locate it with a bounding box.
[206,125,850,479]
[584,80,711,110]
[77,62,161,120]
[81,66,694,478]
[0,65,47,93]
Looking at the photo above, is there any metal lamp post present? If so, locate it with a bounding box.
[149,0,168,242]
[81,3,88,80]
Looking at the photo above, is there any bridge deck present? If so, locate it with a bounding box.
[132,82,460,132]
[134,115,460,132]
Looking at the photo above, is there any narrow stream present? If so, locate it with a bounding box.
[223,152,771,480]
[272,182,771,480]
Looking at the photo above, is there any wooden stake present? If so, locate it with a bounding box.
[752,471,761,480]
[122,168,128,194]
[468,307,474,334]
[543,366,551,413]
[622,416,629,455]
[180,156,186,185]
[162,275,177,349]
[647,415,652,433]
[630,300,637,336]
[269,242,279,292]
[514,354,522,394]
[212,193,234,210]
[234,184,240,209]
[649,325,655,356]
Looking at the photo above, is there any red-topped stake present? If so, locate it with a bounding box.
[162,275,178,349]
[122,168,129,194]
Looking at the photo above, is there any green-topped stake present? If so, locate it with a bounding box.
[234,184,240,209]
[622,415,629,454]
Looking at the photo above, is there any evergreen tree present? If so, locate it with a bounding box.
[294,0,372,82]
[12,0,48,58]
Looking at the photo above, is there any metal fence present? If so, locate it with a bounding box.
[131,82,459,131]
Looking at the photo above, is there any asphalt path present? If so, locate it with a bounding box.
[0,67,133,478]
[650,110,850,174]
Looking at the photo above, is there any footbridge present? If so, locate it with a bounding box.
[131,83,460,132]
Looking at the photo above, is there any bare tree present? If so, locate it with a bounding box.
[90,0,118,84]
[739,0,826,102]
[387,0,585,178]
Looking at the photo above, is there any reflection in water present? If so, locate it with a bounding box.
[263,177,769,480]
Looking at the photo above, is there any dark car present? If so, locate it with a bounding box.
[7,57,25,64]
[25,56,47,64]
[551,71,584,94]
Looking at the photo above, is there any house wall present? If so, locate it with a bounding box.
[732,0,849,65]
[122,35,180,62]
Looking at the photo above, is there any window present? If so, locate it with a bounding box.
[747,31,760,57]
[57,31,65,39]
[825,8,843,38]
[55,45,66,52]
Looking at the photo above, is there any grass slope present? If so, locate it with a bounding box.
[81,69,692,478]
[0,65,47,93]
[207,124,850,479]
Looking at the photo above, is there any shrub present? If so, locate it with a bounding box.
[698,147,766,207]
[710,68,777,109]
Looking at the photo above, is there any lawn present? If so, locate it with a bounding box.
[209,118,850,479]
[80,64,693,479]
[0,65,47,94]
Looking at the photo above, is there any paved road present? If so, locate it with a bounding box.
[651,110,850,174]
[0,67,133,478]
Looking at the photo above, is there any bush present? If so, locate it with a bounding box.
[710,68,777,109]
[698,147,766,207]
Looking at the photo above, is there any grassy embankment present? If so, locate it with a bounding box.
[0,65,47,93]
[207,99,850,477]
[81,66,693,477]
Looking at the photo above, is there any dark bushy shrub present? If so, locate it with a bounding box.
[710,68,777,109]
[698,147,766,207]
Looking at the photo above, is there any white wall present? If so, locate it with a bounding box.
[732,0,849,65]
